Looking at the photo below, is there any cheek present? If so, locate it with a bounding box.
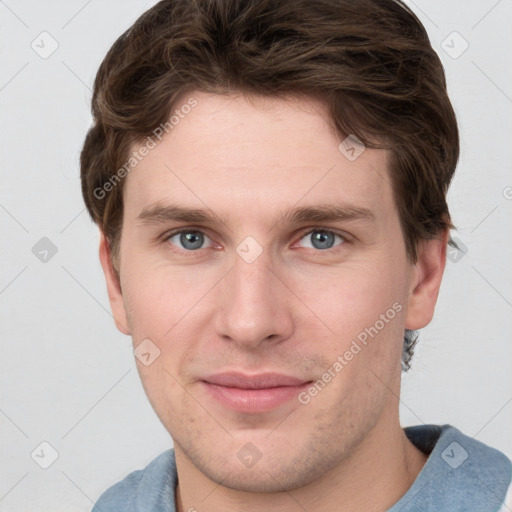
[288,258,409,388]
[294,259,408,335]
[120,264,194,410]
[293,263,407,414]
[120,257,222,358]
[121,256,185,332]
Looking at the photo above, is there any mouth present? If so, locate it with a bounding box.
[200,372,313,413]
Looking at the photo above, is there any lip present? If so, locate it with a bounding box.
[200,372,312,413]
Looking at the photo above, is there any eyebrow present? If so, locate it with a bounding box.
[136,202,375,228]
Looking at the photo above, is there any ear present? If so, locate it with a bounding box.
[405,229,449,330]
[98,232,131,335]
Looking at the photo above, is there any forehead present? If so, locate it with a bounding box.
[123,91,394,224]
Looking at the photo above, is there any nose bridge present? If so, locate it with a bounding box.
[231,250,272,304]
[214,246,291,348]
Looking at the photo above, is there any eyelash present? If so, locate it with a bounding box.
[161,227,350,256]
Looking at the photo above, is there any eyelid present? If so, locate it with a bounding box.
[161,226,210,240]
[301,226,349,237]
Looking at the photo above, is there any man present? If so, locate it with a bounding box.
[80,0,512,510]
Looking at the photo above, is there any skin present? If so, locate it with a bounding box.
[99,90,448,511]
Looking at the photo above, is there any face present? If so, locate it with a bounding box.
[101,91,445,492]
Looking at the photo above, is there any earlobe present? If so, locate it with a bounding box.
[405,229,449,331]
[98,232,131,335]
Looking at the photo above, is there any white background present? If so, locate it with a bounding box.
[1,0,511,510]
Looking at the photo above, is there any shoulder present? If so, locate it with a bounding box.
[498,481,512,512]
[392,424,512,511]
[92,449,177,512]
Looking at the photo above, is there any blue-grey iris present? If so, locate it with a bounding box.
[310,231,335,250]
[180,231,204,250]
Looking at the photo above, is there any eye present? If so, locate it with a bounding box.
[166,230,214,251]
[297,229,345,250]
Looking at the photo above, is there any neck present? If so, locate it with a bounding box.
[174,418,428,512]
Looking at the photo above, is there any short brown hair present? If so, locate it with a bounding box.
[80,0,459,368]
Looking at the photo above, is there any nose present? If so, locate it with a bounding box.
[213,249,294,350]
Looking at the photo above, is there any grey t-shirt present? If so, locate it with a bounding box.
[92,424,512,511]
